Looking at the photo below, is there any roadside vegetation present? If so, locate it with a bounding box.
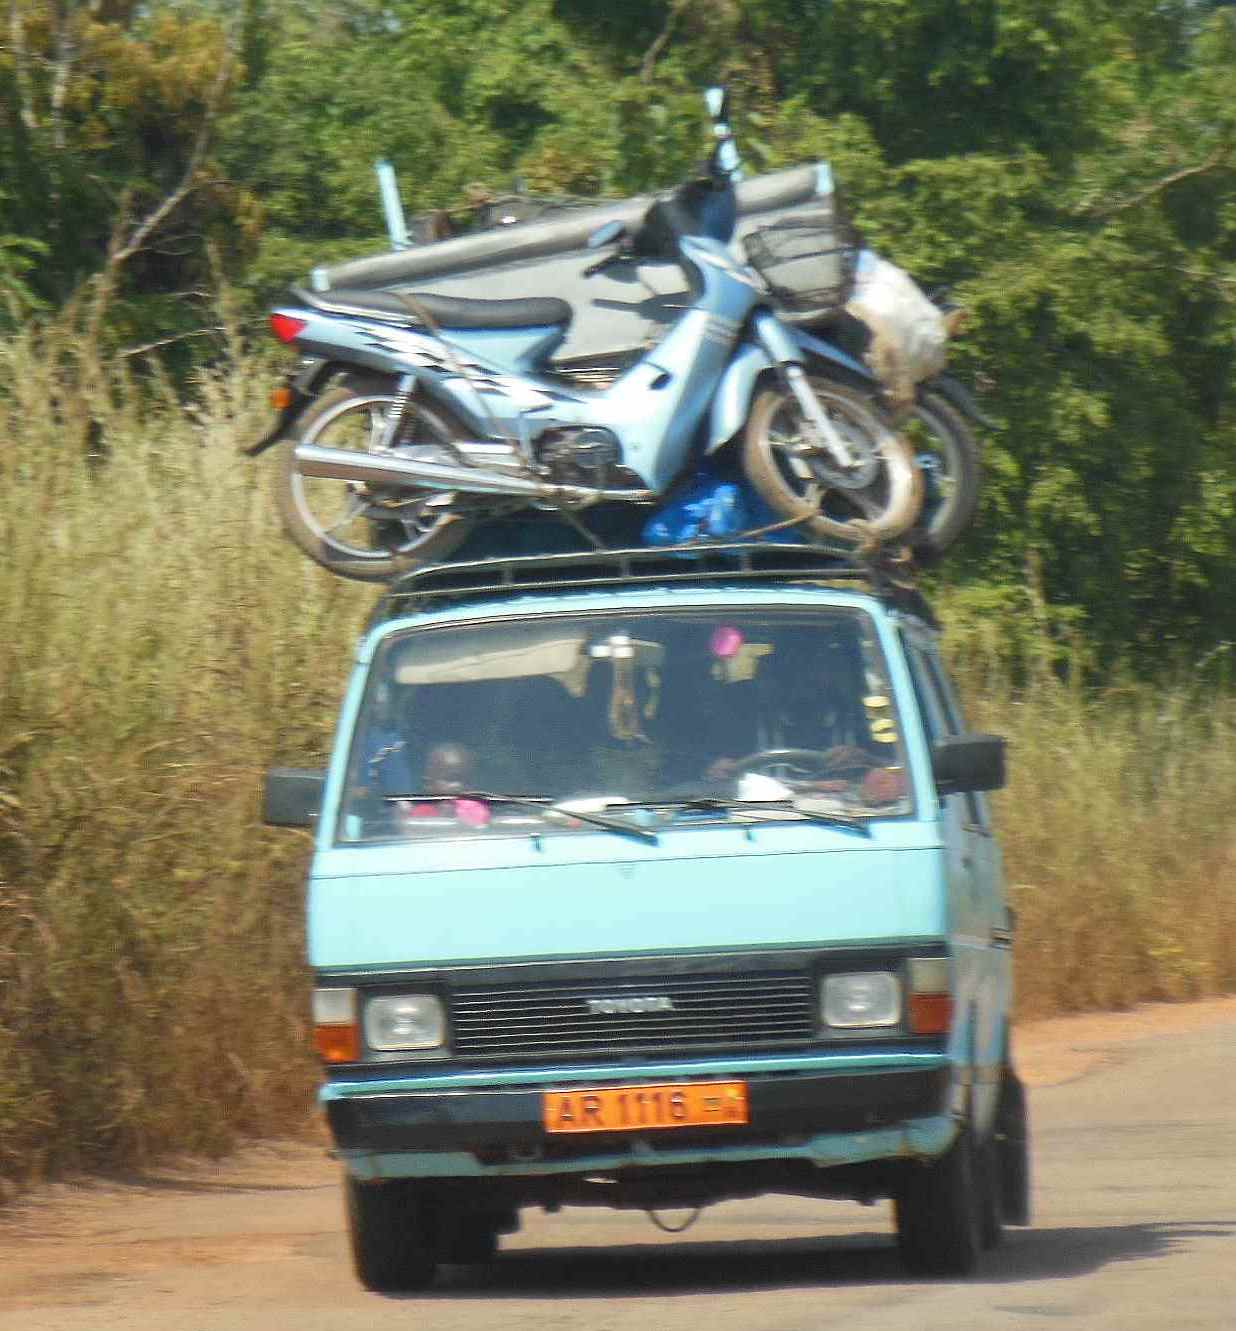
[0,323,367,1193]
[946,620,1236,1018]
[1,323,1234,1196]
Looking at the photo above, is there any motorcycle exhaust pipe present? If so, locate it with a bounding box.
[294,441,569,500]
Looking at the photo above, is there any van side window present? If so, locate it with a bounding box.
[919,652,991,832]
[900,637,986,830]
[899,637,943,742]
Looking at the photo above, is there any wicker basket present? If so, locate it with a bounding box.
[744,208,859,315]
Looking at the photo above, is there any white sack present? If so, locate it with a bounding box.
[845,250,948,415]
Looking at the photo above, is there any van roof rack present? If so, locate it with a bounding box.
[374,542,937,627]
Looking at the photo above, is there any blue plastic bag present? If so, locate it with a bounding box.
[642,467,803,547]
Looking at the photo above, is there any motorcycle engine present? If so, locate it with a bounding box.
[540,428,623,487]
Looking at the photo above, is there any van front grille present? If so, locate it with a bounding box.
[449,971,816,1059]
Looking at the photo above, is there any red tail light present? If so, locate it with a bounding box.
[269,313,308,344]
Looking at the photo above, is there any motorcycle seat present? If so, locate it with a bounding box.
[294,286,572,330]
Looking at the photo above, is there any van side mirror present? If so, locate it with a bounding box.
[263,767,325,827]
[931,734,1006,795]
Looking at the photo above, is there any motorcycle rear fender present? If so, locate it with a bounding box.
[703,328,876,454]
[244,357,334,456]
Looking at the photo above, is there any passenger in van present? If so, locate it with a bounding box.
[421,742,473,794]
[396,743,492,827]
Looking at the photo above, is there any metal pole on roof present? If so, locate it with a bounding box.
[376,159,411,251]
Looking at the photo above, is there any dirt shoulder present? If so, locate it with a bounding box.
[1014,993,1236,1087]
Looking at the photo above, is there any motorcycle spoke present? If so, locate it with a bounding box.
[319,492,370,536]
[782,449,817,484]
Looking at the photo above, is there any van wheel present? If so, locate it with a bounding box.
[895,1120,983,1276]
[996,1063,1032,1226]
[442,1213,501,1264]
[979,1127,1004,1249]
[345,1176,438,1292]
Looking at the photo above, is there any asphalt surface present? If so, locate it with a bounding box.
[2,1004,1234,1330]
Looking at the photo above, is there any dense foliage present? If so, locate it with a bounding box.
[2,0,1234,653]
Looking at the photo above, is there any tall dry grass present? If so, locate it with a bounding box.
[943,612,1236,1019]
[0,314,371,1192]
[0,318,1233,1194]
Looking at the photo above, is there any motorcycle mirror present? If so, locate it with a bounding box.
[587,219,625,249]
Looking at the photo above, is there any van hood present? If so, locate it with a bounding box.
[308,824,946,970]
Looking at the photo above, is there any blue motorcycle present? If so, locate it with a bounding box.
[253,92,923,581]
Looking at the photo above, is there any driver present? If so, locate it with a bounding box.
[703,745,892,800]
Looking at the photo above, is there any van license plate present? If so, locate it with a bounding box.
[543,1081,749,1134]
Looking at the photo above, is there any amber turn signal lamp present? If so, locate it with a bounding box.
[314,1023,361,1063]
[312,987,359,1063]
[906,957,953,1035]
[907,992,954,1035]
[270,384,295,410]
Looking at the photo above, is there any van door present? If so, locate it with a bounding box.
[898,631,1009,1132]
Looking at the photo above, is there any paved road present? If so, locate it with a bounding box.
[3,1008,1234,1331]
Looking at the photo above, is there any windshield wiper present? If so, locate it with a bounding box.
[383,791,659,844]
[630,796,870,834]
[694,797,870,833]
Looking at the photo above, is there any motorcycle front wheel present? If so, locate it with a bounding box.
[741,377,923,547]
[275,379,475,582]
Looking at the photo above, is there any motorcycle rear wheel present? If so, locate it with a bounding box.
[275,379,475,582]
[741,377,922,547]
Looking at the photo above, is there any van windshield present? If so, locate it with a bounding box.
[337,608,913,842]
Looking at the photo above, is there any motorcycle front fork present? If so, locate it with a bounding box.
[781,363,858,469]
[752,313,858,470]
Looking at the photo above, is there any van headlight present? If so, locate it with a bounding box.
[822,972,901,1029]
[364,994,447,1052]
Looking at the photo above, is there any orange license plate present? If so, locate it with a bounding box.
[543,1080,749,1134]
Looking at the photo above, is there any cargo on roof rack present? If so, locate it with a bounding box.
[308,164,848,366]
[372,541,937,627]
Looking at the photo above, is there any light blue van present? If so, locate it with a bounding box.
[265,544,1029,1290]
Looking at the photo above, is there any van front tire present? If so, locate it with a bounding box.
[894,1120,983,1276]
[345,1175,438,1292]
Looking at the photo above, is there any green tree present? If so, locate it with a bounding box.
[0,1,243,346]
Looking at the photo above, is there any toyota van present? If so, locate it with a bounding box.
[264,543,1029,1290]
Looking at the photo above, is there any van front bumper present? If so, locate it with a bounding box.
[323,1056,954,1179]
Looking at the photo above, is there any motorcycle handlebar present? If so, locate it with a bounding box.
[585,125,741,276]
[628,174,737,259]
[582,249,627,279]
